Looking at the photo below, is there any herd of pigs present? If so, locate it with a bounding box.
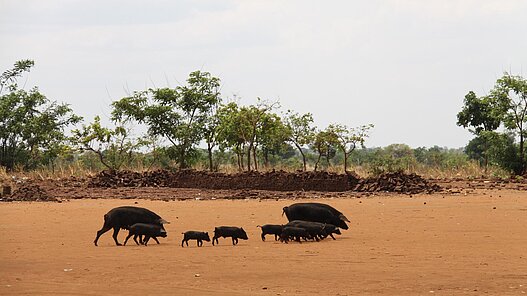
[93,202,350,247]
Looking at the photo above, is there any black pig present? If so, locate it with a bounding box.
[257,224,283,241]
[181,231,211,247]
[282,202,349,230]
[280,226,310,243]
[212,226,248,246]
[123,223,167,246]
[94,206,169,246]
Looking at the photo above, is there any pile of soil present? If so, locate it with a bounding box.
[88,170,173,188]
[87,169,440,194]
[353,172,442,194]
[88,169,354,192]
[3,184,59,202]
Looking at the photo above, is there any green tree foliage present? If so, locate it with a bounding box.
[257,112,290,168]
[311,129,336,171]
[284,111,315,171]
[465,131,522,174]
[326,123,374,173]
[112,70,221,169]
[367,144,417,174]
[457,91,504,134]
[0,60,81,171]
[457,91,505,171]
[71,116,146,171]
[216,102,248,170]
[0,59,34,93]
[458,73,527,174]
[215,100,280,171]
[491,73,527,172]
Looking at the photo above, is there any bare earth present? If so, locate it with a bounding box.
[1,190,527,295]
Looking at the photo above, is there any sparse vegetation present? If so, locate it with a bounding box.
[0,59,521,179]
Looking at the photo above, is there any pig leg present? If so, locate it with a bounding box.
[181,239,185,247]
[329,233,336,240]
[212,236,218,246]
[274,234,279,241]
[112,227,122,246]
[151,237,160,244]
[94,224,112,246]
[144,236,151,246]
[133,234,140,245]
[197,239,201,247]
[261,232,266,241]
[123,233,133,246]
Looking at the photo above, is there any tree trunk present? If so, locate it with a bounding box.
[247,143,252,171]
[179,142,187,170]
[520,132,525,173]
[236,152,241,171]
[207,143,214,172]
[343,151,348,173]
[264,149,269,168]
[253,146,258,171]
[314,153,322,171]
[293,142,307,171]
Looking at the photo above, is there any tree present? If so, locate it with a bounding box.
[326,123,374,173]
[0,60,81,171]
[215,99,281,171]
[457,91,505,171]
[256,112,290,168]
[465,131,522,173]
[491,73,527,173]
[216,102,248,170]
[241,100,279,171]
[71,116,145,171]
[284,111,315,171]
[112,70,221,169]
[203,100,221,171]
[0,59,34,94]
[311,129,336,171]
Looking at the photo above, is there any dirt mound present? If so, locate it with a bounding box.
[86,170,439,194]
[3,184,59,202]
[88,169,355,192]
[88,170,173,188]
[353,172,442,194]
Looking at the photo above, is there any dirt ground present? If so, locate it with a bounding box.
[1,190,527,295]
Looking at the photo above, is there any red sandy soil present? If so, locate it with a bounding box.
[1,190,527,295]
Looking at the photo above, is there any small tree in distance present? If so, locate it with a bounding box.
[71,116,145,171]
[327,123,374,173]
[284,111,315,171]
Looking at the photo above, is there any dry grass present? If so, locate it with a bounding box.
[0,160,510,185]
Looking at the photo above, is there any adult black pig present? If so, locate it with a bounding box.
[212,226,248,246]
[94,206,169,246]
[282,202,349,230]
[123,223,167,246]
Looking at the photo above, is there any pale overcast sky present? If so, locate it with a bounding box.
[1,0,526,148]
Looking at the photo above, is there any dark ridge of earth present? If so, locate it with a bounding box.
[2,170,527,203]
[87,169,442,193]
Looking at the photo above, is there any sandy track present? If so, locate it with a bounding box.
[1,191,527,295]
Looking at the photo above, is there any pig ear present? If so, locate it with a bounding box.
[159,219,170,224]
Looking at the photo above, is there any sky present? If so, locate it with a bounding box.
[1,0,526,148]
